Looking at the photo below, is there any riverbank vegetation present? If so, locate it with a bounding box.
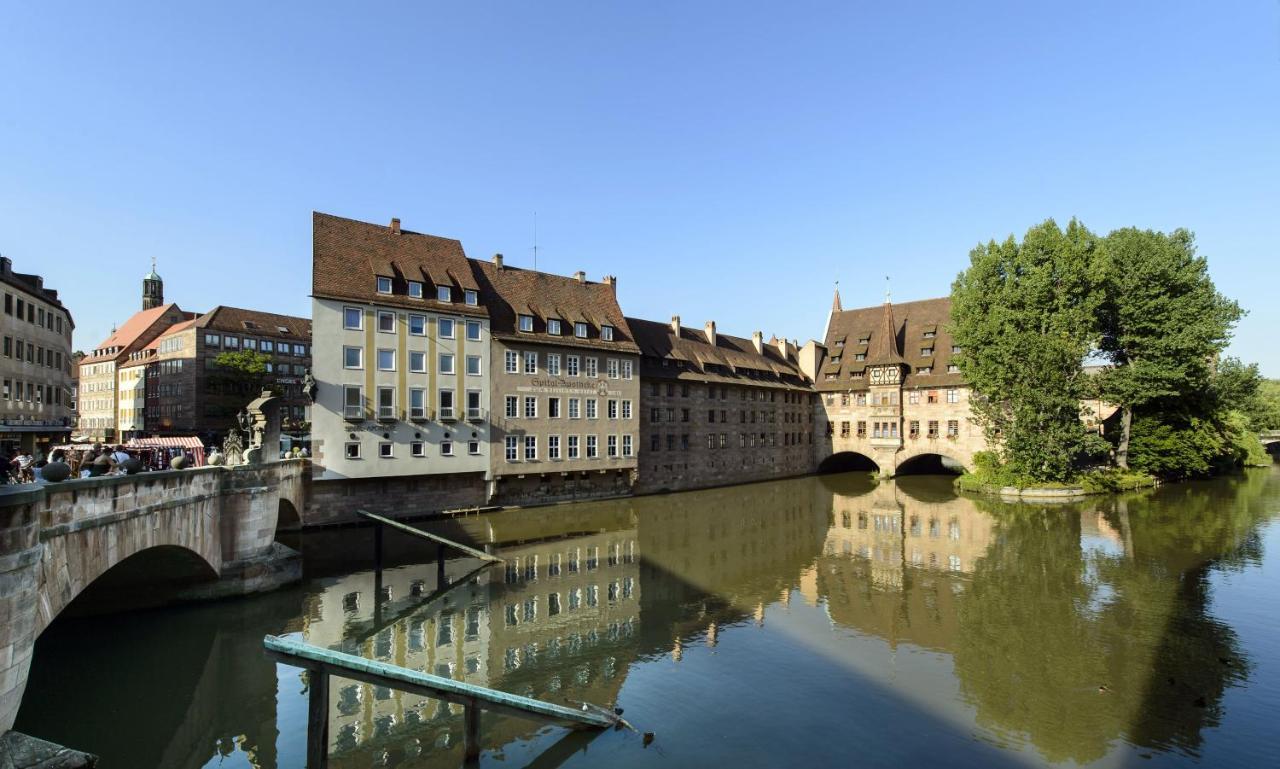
[950,219,1270,491]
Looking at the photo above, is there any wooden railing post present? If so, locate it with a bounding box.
[464,700,481,763]
[437,543,447,586]
[307,668,329,769]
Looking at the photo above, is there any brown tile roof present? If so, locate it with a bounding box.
[626,317,811,390]
[819,297,964,391]
[195,306,311,340]
[312,211,486,318]
[473,260,639,354]
[0,259,74,327]
[81,303,183,364]
[158,318,197,338]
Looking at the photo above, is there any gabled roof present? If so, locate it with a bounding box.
[474,260,639,353]
[819,297,963,391]
[312,212,486,317]
[80,303,183,364]
[195,306,311,340]
[626,317,811,390]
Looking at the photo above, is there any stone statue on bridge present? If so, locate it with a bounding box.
[240,390,281,465]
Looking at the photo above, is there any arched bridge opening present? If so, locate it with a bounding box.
[895,453,966,477]
[55,544,221,622]
[818,451,880,475]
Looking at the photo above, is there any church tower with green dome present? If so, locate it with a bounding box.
[142,257,163,310]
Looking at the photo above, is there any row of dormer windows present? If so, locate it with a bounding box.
[375,276,480,307]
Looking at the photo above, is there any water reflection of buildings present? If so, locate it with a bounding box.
[802,478,996,651]
[297,526,641,766]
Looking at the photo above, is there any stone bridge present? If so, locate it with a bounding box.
[0,460,308,733]
[1260,431,1280,447]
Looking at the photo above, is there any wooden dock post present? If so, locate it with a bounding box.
[464,701,481,762]
[373,521,384,575]
[306,668,329,769]
[437,543,447,586]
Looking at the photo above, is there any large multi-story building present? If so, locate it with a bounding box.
[0,256,76,454]
[811,292,981,477]
[627,315,816,493]
[478,255,641,505]
[310,213,494,513]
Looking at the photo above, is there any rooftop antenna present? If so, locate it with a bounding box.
[885,275,891,303]
[532,211,538,272]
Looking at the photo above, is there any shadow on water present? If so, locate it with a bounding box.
[13,467,1280,768]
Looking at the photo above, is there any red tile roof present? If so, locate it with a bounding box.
[819,297,963,391]
[81,303,183,363]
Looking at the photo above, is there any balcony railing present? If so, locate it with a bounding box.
[439,407,457,422]
[466,407,487,423]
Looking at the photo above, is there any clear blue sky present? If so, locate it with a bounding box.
[2,1,1277,373]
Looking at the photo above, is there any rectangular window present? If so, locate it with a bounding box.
[574,322,588,338]
[439,318,455,339]
[260,340,273,353]
[345,442,361,459]
[407,280,423,298]
[377,311,395,333]
[607,399,618,419]
[379,442,393,458]
[377,349,395,371]
[567,435,580,458]
[437,285,452,302]
[622,434,633,457]
[505,350,518,373]
[465,355,481,375]
[375,387,396,419]
[409,315,426,335]
[466,389,481,419]
[439,389,455,420]
[947,388,959,403]
[548,435,561,460]
[410,388,426,419]
[621,400,632,419]
[586,435,598,458]
[927,391,939,404]
[606,358,619,379]
[466,320,481,340]
[440,440,453,456]
[548,397,561,418]
[505,395,518,418]
[567,355,580,376]
[586,399,598,419]
[928,420,940,438]
[547,354,561,376]
[601,325,614,341]
[524,351,537,375]
[921,347,933,357]
[948,419,960,437]
[377,276,393,294]
[547,318,562,335]
[344,386,363,420]
[224,336,239,349]
[408,351,426,373]
[411,441,426,457]
[857,420,867,438]
[622,360,633,380]
[468,440,480,455]
[524,435,537,460]
[505,436,518,461]
[519,315,534,332]
[438,353,455,375]
[243,338,257,350]
[585,357,598,378]
[607,435,618,457]
[465,289,478,306]
[524,396,537,418]
[343,346,363,369]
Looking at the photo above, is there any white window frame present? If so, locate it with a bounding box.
[567,355,580,376]
[607,435,618,457]
[466,320,482,341]
[377,387,396,420]
[548,435,561,460]
[464,289,478,306]
[376,276,393,294]
[523,351,537,375]
[505,436,518,462]
[607,399,618,420]
[586,435,598,458]
[343,307,363,330]
[622,360,633,380]
[437,285,452,302]
[377,311,396,333]
[519,315,534,332]
[568,398,580,419]
[586,398,598,419]
[343,346,363,370]
[585,357,598,378]
[547,318,562,336]
[409,351,427,373]
[622,400,632,419]
[345,441,361,459]
[547,353,561,376]
[466,355,481,376]
[567,435,580,459]
[524,396,537,418]
[601,325,614,341]
[574,322,588,338]
[408,280,424,299]
[524,435,537,461]
[377,348,396,371]
[438,353,455,375]
[505,395,518,419]
[379,442,394,458]
[411,441,426,457]
[343,385,363,420]
[438,388,455,420]
[622,434,633,457]
[439,318,455,339]
[607,359,619,379]
[409,388,427,419]
[505,350,518,374]
[409,314,426,336]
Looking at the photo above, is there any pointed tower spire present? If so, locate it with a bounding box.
[822,280,842,342]
[865,298,905,366]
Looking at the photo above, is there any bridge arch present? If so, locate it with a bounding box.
[818,451,880,475]
[894,452,967,476]
[53,544,220,622]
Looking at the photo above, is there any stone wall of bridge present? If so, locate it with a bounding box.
[0,459,308,733]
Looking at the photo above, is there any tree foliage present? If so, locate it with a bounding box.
[951,219,1106,481]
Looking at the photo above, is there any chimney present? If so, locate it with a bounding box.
[573,270,586,283]
[493,253,504,270]
[704,320,717,346]
[390,217,401,234]
[752,331,764,355]
[602,275,616,289]
[671,315,681,336]
[773,336,790,358]
[0,256,10,276]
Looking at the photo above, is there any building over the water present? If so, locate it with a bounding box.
[628,315,817,493]
[478,256,640,505]
[0,256,76,454]
[810,290,982,477]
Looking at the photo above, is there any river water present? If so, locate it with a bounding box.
[15,465,1280,768]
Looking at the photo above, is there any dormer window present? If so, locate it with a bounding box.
[464,289,478,306]
[376,276,393,294]
[547,318,562,335]
[519,315,534,332]
[921,347,934,357]
[437,285,452,302]
[408,281,423,299]
[948,364,960,373]
[952,345,962,354]
[830,355,841,364]
[923,330,936,339]
[601,325,614,341]
[855,353,866,361]
[917,366,932,375]
[574,322,588,339]
[858,336,870,345]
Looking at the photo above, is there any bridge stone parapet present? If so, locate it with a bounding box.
[0,460,308,733]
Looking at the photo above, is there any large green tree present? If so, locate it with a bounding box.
[1095,228,1242,468]
[951,219,1105,481]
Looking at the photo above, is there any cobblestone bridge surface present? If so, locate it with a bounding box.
[0,460,307,734]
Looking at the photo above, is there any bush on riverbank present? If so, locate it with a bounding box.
[955,451,1157,495]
